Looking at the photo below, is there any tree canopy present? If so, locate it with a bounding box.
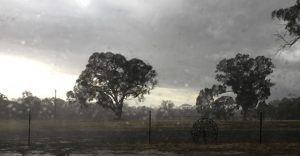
[215,53,275,120]
[0,93,8,104]
[73,52,157,119]
[272,0,300,48]
[156,100,175,119]
[196,85,236,120]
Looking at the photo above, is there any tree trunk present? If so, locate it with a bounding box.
[114,101,124,120]
[242,109,248,120]
[115,108,122,120]
[224,114,228,120]
[113,97,125,120]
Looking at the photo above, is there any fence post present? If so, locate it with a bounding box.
[259,111,262,144]
[54,89,57,119]
[148,110,151,144]
[28,110,31,146]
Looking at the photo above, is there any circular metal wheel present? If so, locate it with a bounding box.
[191,117,218,144]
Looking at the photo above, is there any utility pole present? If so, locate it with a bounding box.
[54,89,57,119]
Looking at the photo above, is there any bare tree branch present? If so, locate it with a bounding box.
[273,33,300,54]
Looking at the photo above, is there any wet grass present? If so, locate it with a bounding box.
[0,119,299,155]
[0,142,299,155]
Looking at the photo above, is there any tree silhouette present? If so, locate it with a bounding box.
[275,97,300,120]
[0,93,8,102]
[0,93,9,118]
[215,53,275,120]
[196,85,236,120]
[156,100,175,119]
[73,52,157,119]
[272,0,300,49]
[21,91,42,119]
[66,90,76,105]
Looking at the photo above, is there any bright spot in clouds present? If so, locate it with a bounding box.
[277,42,300,62]
[279,50,300,62]
[0,54,197,106]
[77,0,91,8]
[129,87,198,107]
[0,54,77,99]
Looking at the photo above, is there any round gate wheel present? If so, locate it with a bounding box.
[191,117,218,144]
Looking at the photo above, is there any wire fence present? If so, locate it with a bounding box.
[0,111,299,149]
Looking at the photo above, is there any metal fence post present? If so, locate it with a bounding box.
[149,110,151,144]
[54,89,57,119]
[260,111,262,144]
[28,110,31,146]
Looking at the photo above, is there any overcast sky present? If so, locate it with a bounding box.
[0,0,299,107]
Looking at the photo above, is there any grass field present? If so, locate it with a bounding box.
[0,119,299,155]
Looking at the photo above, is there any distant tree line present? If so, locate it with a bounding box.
[0,91,198,120]
[0,90,299,120]
[0,91,122,120]
[266,97,300,120]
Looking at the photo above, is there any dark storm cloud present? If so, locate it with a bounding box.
[0,0,299,100]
